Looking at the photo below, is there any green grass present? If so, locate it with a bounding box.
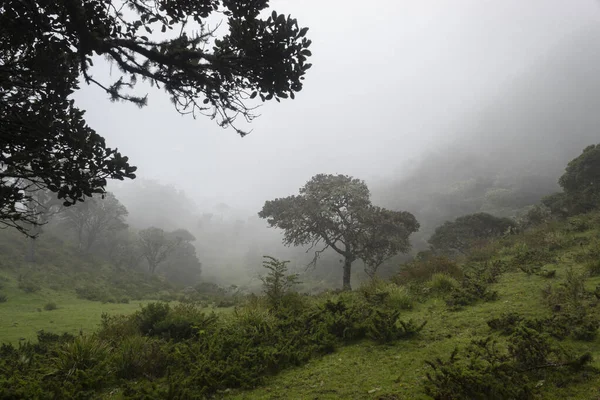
[0,278,153,344]
[0,272,233,344]
[223,221,600,399]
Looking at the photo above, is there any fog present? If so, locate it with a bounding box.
[71,0,600,286]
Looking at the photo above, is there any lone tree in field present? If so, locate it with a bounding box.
[259,174,420,290]
[1,0,312,235]
[428,212,515,255]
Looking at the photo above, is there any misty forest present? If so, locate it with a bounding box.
[3,0,600,399]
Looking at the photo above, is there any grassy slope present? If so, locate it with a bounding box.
[0,229,171,344]
[225,221,600,399]
[0,276,153,344]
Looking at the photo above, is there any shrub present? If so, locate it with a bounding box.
[112,335,167,379]
[538,269,557,279]
[360,279,413,310]
[585,259,600,277]
[394,256,462,285]
[424,334,593,400]
[446,267,499,310]
[260,256,300,310]
[75,284,110,302]
[52,335,111,390]
[18,275,41,293]
[0,293,7,303]
[366,309,426,344]
[43,302,57,311]
[427,273,459,294]
[135,302,218,341]
[487,313,524,335]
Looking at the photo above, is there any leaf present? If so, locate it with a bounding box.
[301,49,312,57]
[298,27,309,37]
[145,26,152,34]
[250,91,258,99]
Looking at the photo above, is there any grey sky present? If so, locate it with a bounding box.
[75,0,600,213]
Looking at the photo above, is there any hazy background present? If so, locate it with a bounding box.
[70,0,600,287]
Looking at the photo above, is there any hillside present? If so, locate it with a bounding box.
[1,210,600,399]
[224,213,600,399]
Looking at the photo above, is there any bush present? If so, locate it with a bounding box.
[446,267,499,310]
[75,284,110,302]
[260,256,300,310]
[366,309,426,344]
[52,335,111,390]
[359,280,413,310]
[18,275,41,293]
[427,273,459,294]
[394,256,462,285]
[112,335,167,379]
[0,293,6,303]
[487,313,524,335]
[538,269,557,279]
[44,302,57,311]
[424,334,593,400]
[585,259,600,277]
[135,302,218,341]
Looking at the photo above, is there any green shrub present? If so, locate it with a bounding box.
[112,335,167,379]
[427,273,459,294]
[360,280,413,310]
[585,259,600,277]
[366,309,426,344]
[538,269,557,279]
[446,268,499,310]
[134,302,218,341]
[0,293,7,303]
[567,216,591,232]
[424,334,593,400]
[75,284,110,302]
[260,256,300,310]
[487,313,524,335]
[394,256,462,285]
[18,275,41,293]
[52,335,111,390]
[44,302,57,311]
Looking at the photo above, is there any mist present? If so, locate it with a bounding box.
[64,0,600,286]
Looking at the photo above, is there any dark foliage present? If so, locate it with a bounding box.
[1,0,312,234]
[428,213,515,255]
[424,333,594,400]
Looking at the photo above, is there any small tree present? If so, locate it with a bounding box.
[60,192,128,252]
[137,227,181,274]
[558,144,600,213]
[429,212,515,255]
[259,174,419,290]
[260,256,300,309]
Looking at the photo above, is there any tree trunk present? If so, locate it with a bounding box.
[342,257,353,291]
[26,237,36,263]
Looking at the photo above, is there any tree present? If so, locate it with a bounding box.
[260,256,299,309]
[138,227,180,273]
[428,212,515,255]
[161,229,201,285]
[558,144,600,213]
[23,189,63,262]
[1,0,312,233]
[259,174,420,290]
[60,192,128,252]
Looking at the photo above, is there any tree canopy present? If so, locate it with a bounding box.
[259,174,419,290]
[428,212,515,255]
[558,144,600,213]
[1,0,311,234]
